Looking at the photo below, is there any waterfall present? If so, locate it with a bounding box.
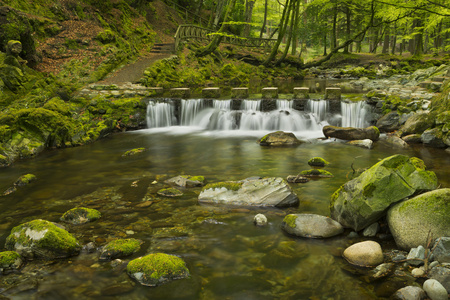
[146,101,176,127]
[180,99,204,125]
[306,100,329,122]
[340,101,370,128]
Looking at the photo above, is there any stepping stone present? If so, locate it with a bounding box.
[324,87,341,100]
[293,87,309,99]
[202,87,220,98]
[262,87,278,99]
[231,87,249,99]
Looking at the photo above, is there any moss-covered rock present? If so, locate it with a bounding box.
[202,181,243,192]
[300,169,333,177]
[330,154,438,231]
[387,188,450,250]
[323,125,380,141]
[60,207,101,225]
[157,187,183,197]
[0,251,23,273]
[5,219,81,259]
[127,253,190,286]
[258,131,302,146]
[307,157,329,167]
[165,175,205,187]
[3,173,37,195]
[399,112,434,136]
[99,238,142,261]
[122,147,145,157]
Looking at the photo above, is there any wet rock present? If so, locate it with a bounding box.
[122,147,145,156]
[407,246,426,266]
[370,263,395,280]
[384,134,410,148]
[423,279,448,300]
[281,214,344,238]
[157,187,183,197]
[3,173,37,196]
[60,207,101,225]
[83,242,96,253]
[346,139,373,149]
[286,175,309,183]
[343,241,384,267]
[165,175,205,187]
[376,111,400,132]
[299,169,333,177]
[422,128,447,148]
[433,238,450,263]
[403,134,423,144]
[392,286,426,300]
[400,112,434,137]
[127,253,190,286]
[258,131,302,146]
[307,157,329,167]
[0,251,23,273]
[387,189,450,250]
[362,222,380,237]
[99,238,142,261]
[198,177,299,208]
[253,214,268,226]
[412,268,425,277]
[331,155,438,231]
[428,266,450,293]
[5,219,81,259]
[323,125,380,141]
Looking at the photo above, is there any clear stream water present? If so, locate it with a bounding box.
[0,99,449,299]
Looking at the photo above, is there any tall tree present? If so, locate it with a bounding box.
[243,0,256,37]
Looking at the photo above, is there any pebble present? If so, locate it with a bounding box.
[412,268,425,277]
[423,279,448,300]
[253,214,268,226]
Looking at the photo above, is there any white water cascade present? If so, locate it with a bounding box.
[340,101,370,128]
[146,98,370,136]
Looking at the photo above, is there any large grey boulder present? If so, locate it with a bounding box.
[330,154,438,231]
[400,112,434,136]
[421,128,447,148]
[323,125,380,141]
[387,189,450,250]
[376,111,400,132]
[198,177,299,208]
[281,214,344,238]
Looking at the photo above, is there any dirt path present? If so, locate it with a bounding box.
[98,52,174,85]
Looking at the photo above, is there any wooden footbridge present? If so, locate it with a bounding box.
[174,24,277,51]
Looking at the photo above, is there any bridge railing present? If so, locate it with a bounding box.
[174,24,276,51]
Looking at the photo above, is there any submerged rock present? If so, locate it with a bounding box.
[323,125,380,141]
[281,214,344,238]
[127,253,190,286]
[157,187,183,197]
[198,177,299,207]
[122,147,145,156]
[258,131,302,146]
[5,219,81,259]
[299,169,333,177]
[286,175,310,183]
[3,173,37,196]
[346,139,373,149]
[165,175,205,187]
[387,189,450,250]
[343,241,384,267]
[99,238,142,261]
[330,155,438,231]
[60,207,101,225]
[392,286,426,300]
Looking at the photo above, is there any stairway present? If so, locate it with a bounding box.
[150,43,175,54]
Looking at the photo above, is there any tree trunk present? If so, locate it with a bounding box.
[291,0,301,55]
[323,31,327,56]
[213,0,227,28]
[259,0,268,38]
[196,0,236,57]
[343,6,351,54]
[263,0,292,66]
[390,23,397,54]
[382,24,390,54]
[243,0,255,37]
[331,1,337,50]
[276,0,298,65]
[414,17,424,57]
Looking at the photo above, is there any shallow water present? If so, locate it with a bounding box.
[0,129,449,299]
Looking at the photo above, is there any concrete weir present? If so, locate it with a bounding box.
[202,87,221,98]
[170,88,191,98]
[262,87,278,99]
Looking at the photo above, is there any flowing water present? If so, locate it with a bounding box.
[0,99,449,299]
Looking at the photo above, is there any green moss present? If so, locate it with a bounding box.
[60,207,101,224]
[410,157,427,170]
[300,169,334,177]
[157,187,183,197]
[127,253,190,286]
[283,214,298,228]
[371,126,380,136]
[5,219,81,258]
[122,147,145,156]
[104,238,141,256]
[0,251,21,267]
[181,175,205,183]
[307,157,329,167]
[14,173,36,186]
[202,181,243,192]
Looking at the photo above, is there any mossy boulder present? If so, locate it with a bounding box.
[307,157,329,167]
[421,128,447,148]
[5,219,81,259]
[157,187,183,197]
[258,131,302,146]
[127,253,190,286]
[330,155,438,231]
[99,238,142,261]
[387,188,450,250]
[399,112,434,137]
[3,173,37,195]
[323,125,380,141]
[300,169,333,177]
[198,177,299,208]
[0,251,23,273]
[122,147,145,157]
[60,207,101,225]
[165,175,205,187]
[281,214,344,238]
